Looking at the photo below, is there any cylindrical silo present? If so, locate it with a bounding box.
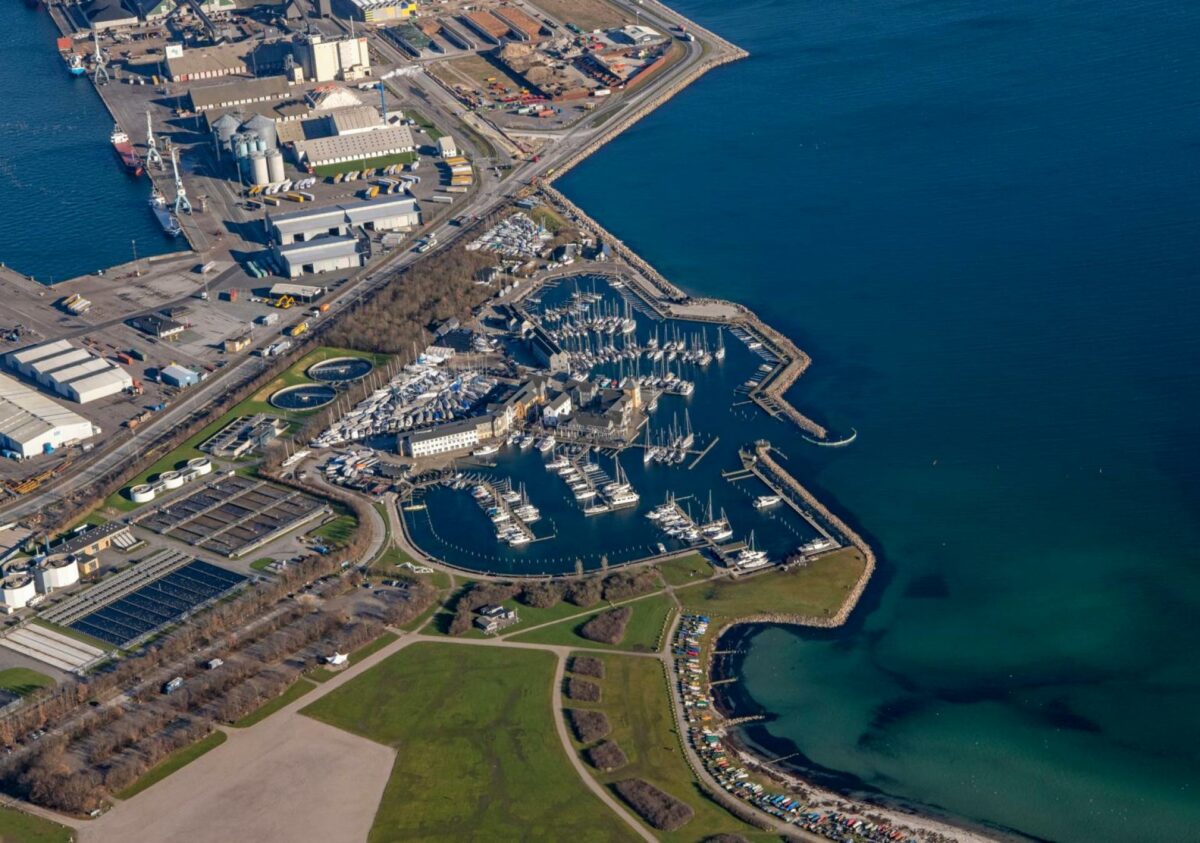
[236,137,250,159]
[249,152,269,186]
[266,148,285,183]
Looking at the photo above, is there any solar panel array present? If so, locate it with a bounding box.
[68,560,246,647]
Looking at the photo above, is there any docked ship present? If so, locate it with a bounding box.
[149,190,182,237]
[111,125,143,176]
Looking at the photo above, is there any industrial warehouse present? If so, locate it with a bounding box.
[0,373,96,459]
[5,339,134,404]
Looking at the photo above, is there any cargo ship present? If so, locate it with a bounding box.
[149,190,182,237]
[111,126,143,176]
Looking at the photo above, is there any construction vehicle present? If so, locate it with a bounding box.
[273,294,296,309]
[287,321,309,337]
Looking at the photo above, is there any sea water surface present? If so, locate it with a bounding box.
[0,5,180,282]
[560,1,1200,841]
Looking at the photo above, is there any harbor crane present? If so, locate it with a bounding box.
[144,110,163,169]
[92,34,109,85]
[170,148,192,215]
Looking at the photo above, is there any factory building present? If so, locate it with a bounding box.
[189,77,290,113]
[161,365,201,388]
[295,35,371,83]
[6,339,73,378]
[0,374,95,458]
[129,313,185,340]
[437,135,458,158]
[293,124,415,169]
[75,0,139,31]
[276,236,363,277]
[64,369,134,404]
[32,349,92,386]
[268,283,325,302]
[267,195,421,245]
[336,0,417,23]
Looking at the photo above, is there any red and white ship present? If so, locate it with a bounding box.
[110,125,143,176]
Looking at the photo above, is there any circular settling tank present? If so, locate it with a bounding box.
[307,356,374,383]
[270,383,337,410]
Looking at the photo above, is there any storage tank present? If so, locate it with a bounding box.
[266,148,285,184]
[242,114,277,150]
[130,483,157,503]
[188,457,213,476]
[35,557,80,593]
[160,470,184,490]
[212,113,242,151]
[236,137,250,160]
[1,573,37,611]
[249,152,270,187]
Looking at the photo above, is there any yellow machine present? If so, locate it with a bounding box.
[273,294,296,309]
[287,321,309,337]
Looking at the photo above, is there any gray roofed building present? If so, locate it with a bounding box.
[0,373,95,458]
[275,235,363,277]
[267,206,349,245]
[293,125,415,168]
[328,106,383,136]
[189,77,290,112]
[343,195,420,230]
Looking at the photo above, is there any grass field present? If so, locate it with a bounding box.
[0,806,73,843]
[302,642,632,842]
[0,668,54,698]
[249,557,276,572]
[404,110,444,141]
[116,731,228,800]
[570,654,770,842]
[658,554,713,587]
[309,507,358,548]
[678,548,867,622]
[313,152,416,178]
[232,678,317,727]
[509,593,675,653]
[308,632,398,683]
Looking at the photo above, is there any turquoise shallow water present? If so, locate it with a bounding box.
[0,5,180,281]
[559,1,1200,840]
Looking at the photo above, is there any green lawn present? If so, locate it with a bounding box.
[529,206,568,234]
[405,110,444,141]
[313,152,417,178]
[309,512,357,548]
[232,678,317,727]
[509,593,675,653]
[0,668,54,698]
[571,655,769,842]
[307,632,399,683]
[658,554,714,587]
[302,642,631,842]
[249,557,276,572]
[678,547,867,623]
[0,806,73,843]
[116,731,227,799]
[368,546,414,573]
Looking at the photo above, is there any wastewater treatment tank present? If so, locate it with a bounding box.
[307,356,374,384]
[270,384,337,410]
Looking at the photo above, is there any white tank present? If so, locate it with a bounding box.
[35,557,80,593]
[266,148,285,184]
[130,483,157,503]
[160,470,184,490]
[1,574,37,610]
[236,139,250,159]
[188,456,213,476]
[249,152,270,187]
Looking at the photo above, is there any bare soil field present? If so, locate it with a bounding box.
[80,711,394,843]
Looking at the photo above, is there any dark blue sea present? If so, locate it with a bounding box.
[0,4,181,282]
[559,1,1200,841]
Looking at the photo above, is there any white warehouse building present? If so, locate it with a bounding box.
[0,373,95,458]
[267,195,421,246]
[276,236,363,277]
[293,124,415,168]
[9,340,133,404]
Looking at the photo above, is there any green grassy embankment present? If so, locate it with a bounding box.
[0,806,74,843]
[232,679,318,727]
[115,731,228,799]
[509,592,675,653]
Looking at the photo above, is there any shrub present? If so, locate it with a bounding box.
[566,708,610,743]
[613,778,694,831]
[585,740,627,772]
[565,678,600,703]
[569,655,605,679]
[579,607,631,645]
